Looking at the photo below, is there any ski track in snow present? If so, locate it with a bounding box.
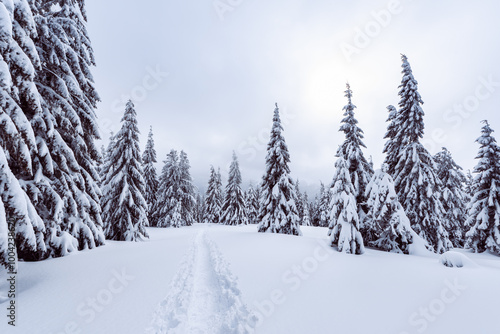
[147,230,255,334]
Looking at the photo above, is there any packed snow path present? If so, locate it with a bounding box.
[147,230,255,334]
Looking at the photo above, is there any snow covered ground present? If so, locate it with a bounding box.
[1,224,500,334]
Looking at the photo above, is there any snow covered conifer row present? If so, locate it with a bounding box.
[154,150,196,227]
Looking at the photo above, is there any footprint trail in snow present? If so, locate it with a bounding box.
[147,230,256,334]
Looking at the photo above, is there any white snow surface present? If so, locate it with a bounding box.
[1,224,500,334]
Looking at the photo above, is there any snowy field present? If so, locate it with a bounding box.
[2,224,500,334]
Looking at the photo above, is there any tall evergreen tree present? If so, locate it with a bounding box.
[318,182,330,227]
[0,0,49,261]
[389,54,451,254]
[328,158,364,254]
[434,147,467,247]
[194,191,205,224]
[0,0,106,262]
[311,194,321,226]
[34,0,105,253]
[179,151,196,226]
[155,150,180,227]
[465,121,500,254]
[295,180,304,224]
[302,192,312,226]
[221,152,248,225]
[142,126,159,226]
[336,83,373,219]
[203,166,223,224]
[101,101,148,241]
[245,183,259,224]
[258,103,301,236]
[216,167,224,215]
[364,164,413,253]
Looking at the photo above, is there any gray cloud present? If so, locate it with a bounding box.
[87,0,500,195]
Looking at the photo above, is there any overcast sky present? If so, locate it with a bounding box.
[86,0,500,195]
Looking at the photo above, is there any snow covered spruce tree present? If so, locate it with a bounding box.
[215,167,225,218]
[0,0,50,261]
[34,0,105,253]
[0,0,105,261]
[310,193,322,226]
[434,147,467,247]
[101,101,148,241]
[258,103,301,236]
[295,180,304,224]
[203,166,223,224]
[220,152,248,225]
[154,150,196,227]
[154,151,179,227]
[194,192,205,224]
[245,183,259,224]
[465,121,500,254]
[336,83,373,222]
[364,164,413,253]
[317,182,331,227]
[142,127,159,226]
[179,151,196,226]
[302,192,312,226]
[328,158,364,254]
[388,54,451,253]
